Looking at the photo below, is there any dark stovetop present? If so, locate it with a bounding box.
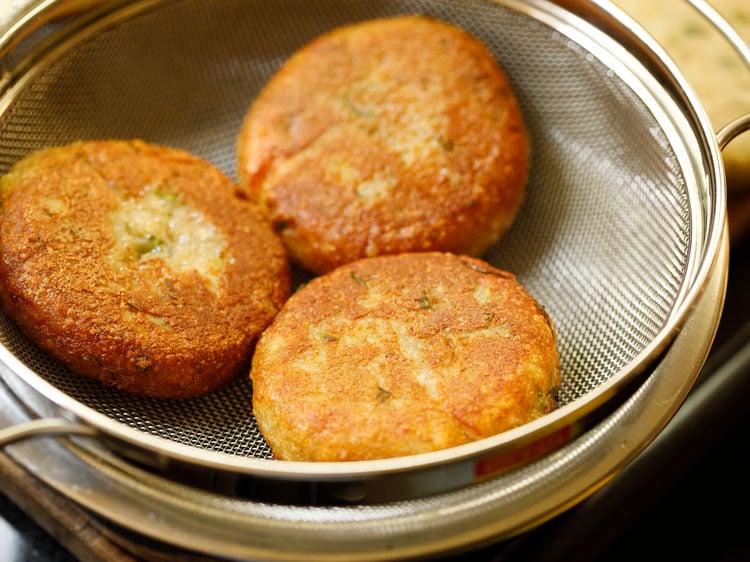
[1,230,748,562]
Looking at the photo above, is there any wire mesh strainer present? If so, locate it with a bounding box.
[0,0,733,504]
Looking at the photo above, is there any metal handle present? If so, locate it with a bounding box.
[717,114,750,151]
[685,0,750,72]
[683,0,750,145]
[0,417,97,447]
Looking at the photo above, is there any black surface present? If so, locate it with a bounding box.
[1,232,748,562]
[0,499,76,562]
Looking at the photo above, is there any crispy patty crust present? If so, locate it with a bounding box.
[237,15,529,274]
[0,140,290,398]
[250,252,560,461]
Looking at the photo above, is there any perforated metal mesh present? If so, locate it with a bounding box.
[0,0,698,459]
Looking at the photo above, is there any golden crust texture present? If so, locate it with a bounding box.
[0,140,291,398]
[250,252,560,462]
[237,15,529,274]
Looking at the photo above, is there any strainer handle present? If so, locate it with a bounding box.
[684,0,750,145]
[717,114,750,151]
[685,0,750,72]
[0,417,97,447]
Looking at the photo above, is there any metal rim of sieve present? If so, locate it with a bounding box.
[0,0,735,503]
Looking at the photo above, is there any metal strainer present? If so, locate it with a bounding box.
[0,0,742,523]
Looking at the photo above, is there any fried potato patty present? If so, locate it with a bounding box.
[250,252,560,461]
[0,140,290,398]
[237,15,529,274]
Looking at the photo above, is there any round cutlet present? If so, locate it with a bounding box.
[236,15,529,274]
[0,140,290,399]
[250,252,560,462]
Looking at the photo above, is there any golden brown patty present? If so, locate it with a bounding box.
[0,140,290,398]
[250,252,560,462]
[236,15,529,274]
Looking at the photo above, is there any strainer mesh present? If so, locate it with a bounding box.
[0,0,691,458]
